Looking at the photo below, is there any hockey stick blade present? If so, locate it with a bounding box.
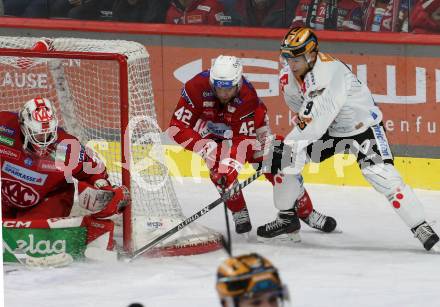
[125,169,264,261]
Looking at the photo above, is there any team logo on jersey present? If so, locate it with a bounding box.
[0,125,15,136]
[24,157,33,166]
[2,161,48,186]
[297,117,312,130]
[1,178,40,208]
[0,145,20,160]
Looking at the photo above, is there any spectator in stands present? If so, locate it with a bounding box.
[224,0,298,28]
[165,0,229,25]
[363,0,410,32]
[50,0,113,20]
[3,0,49,17]
[0,0,4,16]
[291,0,364,31]
[410,0,440,33]
[112,0,170,22]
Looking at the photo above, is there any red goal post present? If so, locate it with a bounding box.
[0,37,222,256]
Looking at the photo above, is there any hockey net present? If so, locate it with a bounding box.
[0,37,222,256]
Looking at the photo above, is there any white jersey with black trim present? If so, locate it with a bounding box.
[280,53,383,144]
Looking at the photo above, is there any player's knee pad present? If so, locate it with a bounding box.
[273,173,304,211]
[361,163,404,197]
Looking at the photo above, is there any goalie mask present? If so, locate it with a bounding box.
[209,55,243,104]
[19,97,58,156]
[216,253,291,307]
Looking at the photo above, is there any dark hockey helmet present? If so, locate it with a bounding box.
[280,27,319,59]
[216,253,289,307]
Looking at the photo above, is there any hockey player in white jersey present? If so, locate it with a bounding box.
[258,27,440,252]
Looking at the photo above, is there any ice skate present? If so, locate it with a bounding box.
[232,207,252,237]
[257,208,301,243]
[301,209,338,233]
[412,221,440,251]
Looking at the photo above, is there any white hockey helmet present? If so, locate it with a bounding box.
[209,55,243,90]
[19,97,58,155]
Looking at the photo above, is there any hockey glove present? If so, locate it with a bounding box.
[196,139,218,170]
[210,158,243,190]
[78,182,130,218]
[260,139,293,175]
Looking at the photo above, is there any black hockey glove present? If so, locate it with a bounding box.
[259,140,293,175]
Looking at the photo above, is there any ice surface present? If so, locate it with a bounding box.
[4,178,440,307]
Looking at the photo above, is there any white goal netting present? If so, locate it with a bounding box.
[0,37,222,255]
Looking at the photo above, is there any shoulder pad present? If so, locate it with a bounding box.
[303,57,340,99]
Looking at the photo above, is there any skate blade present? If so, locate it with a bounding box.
[257,231,301,243]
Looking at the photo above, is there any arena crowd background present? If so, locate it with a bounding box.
[0,0,438,33]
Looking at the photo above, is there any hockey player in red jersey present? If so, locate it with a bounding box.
[1,97,129,221]
[168,55,336,239]
[266,27,440,251]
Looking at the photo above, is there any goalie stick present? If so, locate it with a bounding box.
[124,169,264,261]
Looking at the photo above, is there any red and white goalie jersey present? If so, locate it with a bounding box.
[0,111,109,218]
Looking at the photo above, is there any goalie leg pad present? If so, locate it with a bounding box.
[82,216,116,251]
[362,163,425,228]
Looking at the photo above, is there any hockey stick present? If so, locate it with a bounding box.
[125,169,264,261]
[222,202,233,256]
